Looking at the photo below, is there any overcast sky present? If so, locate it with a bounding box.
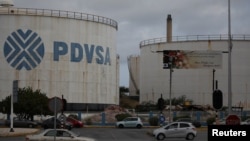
[12,0,250,87]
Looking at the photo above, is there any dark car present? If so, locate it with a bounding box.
[41,117,73,130]
[5,118,38,128]
[176,118,201,128]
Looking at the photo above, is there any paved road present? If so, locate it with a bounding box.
[0,127,208,141]
[77,128,207,141]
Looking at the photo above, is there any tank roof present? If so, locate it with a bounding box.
[0,0,14,7]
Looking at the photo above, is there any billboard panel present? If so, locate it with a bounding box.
[163,50,222,69]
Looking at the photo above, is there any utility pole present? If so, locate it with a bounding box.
[228,0,232,115]
[213,69,215,92]
[152,49,174,123]
[10,92,14,132]
[10,80,18,132]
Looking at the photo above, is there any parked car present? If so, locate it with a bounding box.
[152,121,197,140]
[5,118,38,128]
[25,128,96,141]
[176,118,201,128]
[41,117,73,130]
[66,117,84,128]
[115,117,143,129]
[241,118,250,125]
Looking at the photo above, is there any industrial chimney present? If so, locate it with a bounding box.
[167,14,172,42]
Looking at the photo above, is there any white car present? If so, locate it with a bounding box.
[241,118,250,125]
[115,117,143,129]
[152,122,197,140]
[25,129,96,141]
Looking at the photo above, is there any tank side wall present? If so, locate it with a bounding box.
[139,41,250,110]
[0,15,118,104]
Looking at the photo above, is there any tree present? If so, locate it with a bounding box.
[157,97,165,111]
[136,101,157,112]
[0,95,11,114]
[165,95,193,105]
[0,87,51,121]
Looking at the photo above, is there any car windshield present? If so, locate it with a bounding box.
[164,123,178,129]
[177,118,191,121]
[67,130,80,137]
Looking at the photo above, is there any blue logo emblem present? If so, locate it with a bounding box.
[4,29,45,70]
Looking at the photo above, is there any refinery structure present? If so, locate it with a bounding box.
[1,0,250,112]
[128,15,250,110]
[0,1,119,110]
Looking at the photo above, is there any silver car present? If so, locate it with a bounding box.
[152,121,197,140]
[25,129,95,141]
[241,118,250,125]
[116,117,143,129]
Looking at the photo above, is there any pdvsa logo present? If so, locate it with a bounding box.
[3,29,111,71]
[3,29,45,70]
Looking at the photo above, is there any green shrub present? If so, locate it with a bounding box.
[115,113,132,121]
[85,118,92,125]
[206,117,215,125]
[149,116,159,126]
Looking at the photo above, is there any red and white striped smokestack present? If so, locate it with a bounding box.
[167,14,172,42]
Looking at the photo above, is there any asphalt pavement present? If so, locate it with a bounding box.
[0,126,207,137]
[0,118,207,137]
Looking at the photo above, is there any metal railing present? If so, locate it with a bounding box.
[0,7,118,30]
[140,34,250,47]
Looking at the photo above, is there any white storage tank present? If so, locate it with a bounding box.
[0,7,119,109]
[139,38,250,110]
[137,15,250,110]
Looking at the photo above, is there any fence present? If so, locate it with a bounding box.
[72,110,250,126]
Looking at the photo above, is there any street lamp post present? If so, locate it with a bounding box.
[169,56,173,122]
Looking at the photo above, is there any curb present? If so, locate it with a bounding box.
[0,128,40,137]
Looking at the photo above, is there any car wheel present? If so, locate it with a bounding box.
[136,124,142,129]
[157,133,165,140]
[118,124,124,128]
[186,133,195,140]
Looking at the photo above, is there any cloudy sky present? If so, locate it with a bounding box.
[12,0,250,87]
